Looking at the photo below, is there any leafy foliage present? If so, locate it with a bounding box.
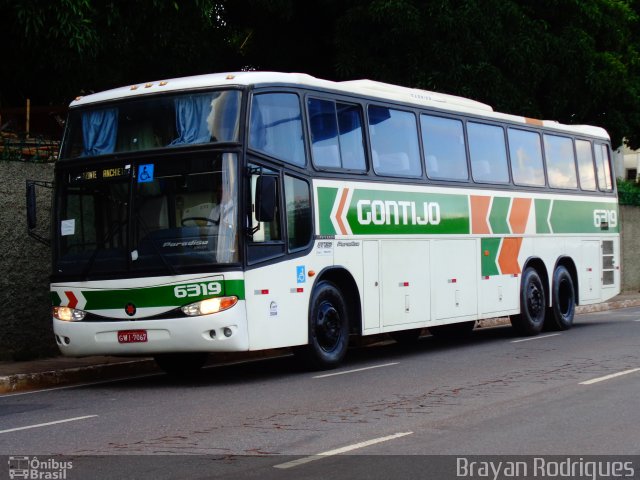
[2,0,640,148]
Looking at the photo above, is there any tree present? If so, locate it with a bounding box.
[0,0,234,106]
[2,0,640,148]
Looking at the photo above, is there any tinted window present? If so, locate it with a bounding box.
[308,98,366,171]
[249,93,306,166]
[594,143,613,191]
[285,175,312,251]
[368,106,421,177]
[544,134,578,189]
[508,128,545,186]
[575,139,597,191]
[421,115,468,181]
[467,122,509,183]
[63,90,242,159]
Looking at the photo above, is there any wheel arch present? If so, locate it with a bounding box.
[314,266,362,335]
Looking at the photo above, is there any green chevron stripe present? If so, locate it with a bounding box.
[489,197,510,234]
[535,199,552,234]
[481,237,501,276]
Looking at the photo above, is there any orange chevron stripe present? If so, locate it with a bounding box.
[470,195,491,234]
[335,188,350,235]
[498,237,523,275]
[509,198,532,234]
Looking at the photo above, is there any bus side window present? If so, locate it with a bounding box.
[508,128,546,187]
[594,143,613,191]
[368,105,421,177]
[575,139,597,191]
[468,122,510,183]
[249,93,306,167]
[543,134,578,189]
[308,98,366,171]
[284,175,312,251]
[421,114,468,181]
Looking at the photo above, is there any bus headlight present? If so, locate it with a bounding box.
[181,296,238,316]
[53,306,87,322]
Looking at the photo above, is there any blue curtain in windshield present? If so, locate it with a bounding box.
[81,109,118,156]
[170,95,212,145]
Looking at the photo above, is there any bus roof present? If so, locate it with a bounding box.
[70,71,610,140]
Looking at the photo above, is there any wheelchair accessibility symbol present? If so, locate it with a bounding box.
[138,164,154,183]
[296,266,306,284]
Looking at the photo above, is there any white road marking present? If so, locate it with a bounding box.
[273,431,414,469]
[579,368,640,385]
[0,415,98,434]
[313,362,399,379]
[511,333,561,343]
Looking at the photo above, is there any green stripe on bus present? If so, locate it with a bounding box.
[550,200,619,234]
[535,199,552,234]
[317,186,338,236]
[489,197,510,234]
[53,279,245,310]
[346,189,469,235]
[50,291,61,308]
[481,238,501,277]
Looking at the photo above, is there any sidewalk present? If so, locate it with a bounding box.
[2,292,639,394]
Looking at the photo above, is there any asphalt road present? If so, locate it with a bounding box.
[1,307,640,479]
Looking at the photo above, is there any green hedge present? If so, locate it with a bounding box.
[618,179,640,206]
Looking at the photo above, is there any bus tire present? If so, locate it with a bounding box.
[428,321,475,339]
[545,265,576,331]
[510,267,546,336]
[297,281,349,370]
[154,352,208,376]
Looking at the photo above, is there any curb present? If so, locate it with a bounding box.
[2,298,639,395]
[0,359,159,395]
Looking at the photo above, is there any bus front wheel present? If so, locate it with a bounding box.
[545,265,576,331]
[510,267,546,336]
[296,281,349,370]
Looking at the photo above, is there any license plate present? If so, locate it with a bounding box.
[117,330,148,343]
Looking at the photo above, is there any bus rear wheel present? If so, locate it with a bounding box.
[154,352,208,376]
[510,267,546,336]
[545,265,576,331]
[296,281,349,370]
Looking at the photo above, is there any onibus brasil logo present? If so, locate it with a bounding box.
[8,456,73,479]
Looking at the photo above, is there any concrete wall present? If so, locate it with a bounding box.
[0,161,56,360]
[1,160,639,360]
[621,204,640,292]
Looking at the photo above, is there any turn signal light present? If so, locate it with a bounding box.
[53,306,86,322]
[181,296,238,316]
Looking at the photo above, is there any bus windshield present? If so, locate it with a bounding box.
[55,153,239,279]
[61,90,242,159]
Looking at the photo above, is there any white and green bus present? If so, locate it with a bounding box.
[44,71,619,373]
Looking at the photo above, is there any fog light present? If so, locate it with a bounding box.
[209,329,216,339]
[223,327,233,337]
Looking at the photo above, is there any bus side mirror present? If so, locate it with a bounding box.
[255,175,277,223]
[26,179,53,247]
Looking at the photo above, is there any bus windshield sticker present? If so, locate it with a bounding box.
[138,164,155,183]
[61,219,75,236]
[297,266,306,284]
